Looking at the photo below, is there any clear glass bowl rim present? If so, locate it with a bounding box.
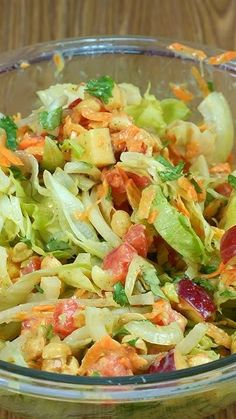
[0,35,235,396]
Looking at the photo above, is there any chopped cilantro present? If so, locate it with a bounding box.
[34,284,44,294]
[20,236,32,248]
[207,81,215,92]
[189,177,202,193]
[42,324,55,340]
[142,266,166,299]
[113,327,129,337]
[39,107,62,130]
[220,289,236,298]
[113,282,129,306]
[106,186,112,201]
[10,166,26,180]
[127,337,139,347]
[91,371,101,376]
[0,116,17,150]
[200,265,217,274]
[45,239,70,252]
[205,192,215,207]
[228,174,236,190]
[156,156,184,182]
[194,278,216,293]
[85,76,114,104]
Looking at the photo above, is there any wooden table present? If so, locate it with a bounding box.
[0,0,235,417]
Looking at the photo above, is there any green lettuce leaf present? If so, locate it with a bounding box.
[151,186,207,264]
[160,98,190,124]
[126,93,166,136]
[41,137,64,171]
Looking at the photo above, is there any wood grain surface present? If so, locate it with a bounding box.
[0,0,235,418]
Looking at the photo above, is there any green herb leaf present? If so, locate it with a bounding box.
[42,324,55,340]
[207,81,215,92]
[106,186,112,201]
[113,282,129,306]
[0,116,17,150]
[228,174,236,190]
[127,337,139,347]
[45,239,70,252]
[205,192,215,207]
[91,371,101,377]
[189,177,202,193]
[142,266,166,299]
[113,327,129,337]
[10,166,26,180]
[20,236,32,248]
[85,76,114,104]
[220,289,236,298]
[157,156,184,182]
[39,107,62,130]
[34,284,44,294]
[200,265,217,274]
[194,278,216,293]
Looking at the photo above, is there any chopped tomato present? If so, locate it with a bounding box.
[79,335,147,376]
[102,243,137,283]
[146,300,187,331]
[125,172,151,188]
[21,257,41,275]
[124,224,148,258]
[53,299,79,337]
[215,182,233,197]
[68,98,82,109]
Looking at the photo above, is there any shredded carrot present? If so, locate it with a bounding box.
[147,210,158,224]
[209,162,231,174]
[125,179,141,210]
[178,176,198,201]
[201,262,225,279]
[173,196,190,218]
[208,51,236,65]
[168,43,207,60]
[191,66,209,97]
[196,179,206,202]
[0,145,23,167]
[53,52,65,75]
[19,136,45,150]
[185,140,200,161]
[170,84,194,102]
[32,304,55,312]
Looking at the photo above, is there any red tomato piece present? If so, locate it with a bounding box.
[102,243,137,283]
[125,172,151,188]
[21,257,41,275]
[68,97,82,109]
[124,224,148,258]
[53,299,79,337]
[215,182,233,197]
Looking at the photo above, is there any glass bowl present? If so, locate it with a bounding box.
[0,36,235,419]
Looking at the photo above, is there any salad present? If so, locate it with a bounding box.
[0,71,235,378]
